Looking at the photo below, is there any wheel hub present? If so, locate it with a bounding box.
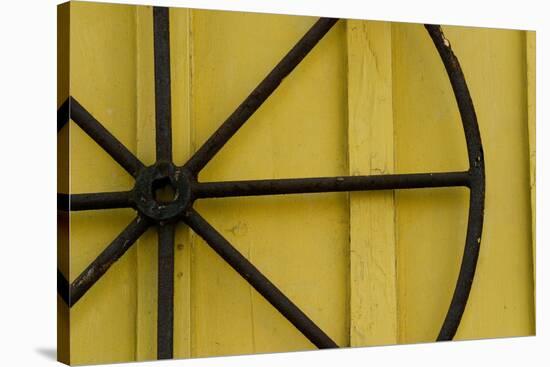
[133,161,192,221]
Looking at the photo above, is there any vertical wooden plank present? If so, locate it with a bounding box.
[393,23,535,342]
[170,7,193,359]
[346,20,398,346]
[392,23,469,344]
[57,2,70,364]
[135,5,156,361]
[525,31,536,315]
[441,25,535,340]
[190,10,349,356]
[69,2,139,364]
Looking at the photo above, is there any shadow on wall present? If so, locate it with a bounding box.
[35,347,57,361]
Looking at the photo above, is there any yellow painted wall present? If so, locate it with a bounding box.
[68,2,138,364]
[60,2,535,364]
[190,9,350,357]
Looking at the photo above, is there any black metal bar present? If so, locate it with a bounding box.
[194,171,470,199]
[425,25,486,341]
[157,222,175,359]
[57,269,70,305]
[438,180,484,340]
[183,209,338,349]
[57,193,70,211]
[157,223,175,359]
[57,98,70,132]
[153,7,173,162]
[70,97,145,178]
[70,215,150,306]
[184,17,339,175]
[57,191,133,211]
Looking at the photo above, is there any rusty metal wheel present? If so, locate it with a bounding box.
[57,9,485,358]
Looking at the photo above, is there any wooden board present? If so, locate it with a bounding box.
[347,20,398,346]
[189,9,350,357]
[525,31,536,314]
[392,23,535,342]
[69,2,138,364]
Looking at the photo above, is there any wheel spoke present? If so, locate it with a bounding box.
[183,17,339,175]
[194,171,470,199]
[153,7,173,162]
[157,221,175,359]
[58,191,133,211]
[183,208,338,349]
[70,97,145,177]
[57,269,70,305]
[57,98,70,132]
[70,215,150,306]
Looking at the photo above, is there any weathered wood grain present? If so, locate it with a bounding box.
[347,20,398,346]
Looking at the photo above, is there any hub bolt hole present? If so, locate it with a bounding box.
[152,176,177,203]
